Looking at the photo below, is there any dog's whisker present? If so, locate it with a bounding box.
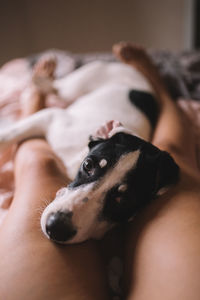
[37,197,53,217]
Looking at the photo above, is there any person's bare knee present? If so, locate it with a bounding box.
[14,139,67,183]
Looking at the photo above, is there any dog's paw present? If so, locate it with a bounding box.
[90,120,132,142]
[97,120,123,139]
[90,120,122,141]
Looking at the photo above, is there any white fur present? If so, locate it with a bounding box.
[99,159,107,168]
[118,184,128,192]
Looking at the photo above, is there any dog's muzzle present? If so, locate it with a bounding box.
[41,183,99,244]
[45,211,77,243]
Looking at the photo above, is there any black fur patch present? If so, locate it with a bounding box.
[129,90,159,128]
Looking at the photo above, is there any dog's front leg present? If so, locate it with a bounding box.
[0,108,58,152]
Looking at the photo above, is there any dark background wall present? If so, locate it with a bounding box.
[195,0,200,48]
[0,0,195,66]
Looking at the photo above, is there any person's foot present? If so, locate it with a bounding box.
[113,41,146,63]
[113,41,168,100]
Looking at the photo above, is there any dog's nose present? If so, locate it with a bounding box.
[45,211,77,243]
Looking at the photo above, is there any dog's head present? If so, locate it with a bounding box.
[41,132,179,244]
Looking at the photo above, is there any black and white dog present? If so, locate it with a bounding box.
[0,47,179,244]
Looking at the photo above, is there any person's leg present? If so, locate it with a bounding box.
[113,42,198,169]
[0,140,110,300]
[124,174,200,300]
[113,43,200,299]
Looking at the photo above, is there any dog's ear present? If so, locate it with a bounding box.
[154,150,179,194]
[88,137,104,150]
[141,143,180,196]
[144,145,180,195]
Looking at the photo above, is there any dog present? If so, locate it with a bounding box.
[0,43,179,244]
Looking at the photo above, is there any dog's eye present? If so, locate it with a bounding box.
[83,158,95,174]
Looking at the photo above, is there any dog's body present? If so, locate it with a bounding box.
[0,61,154,178]
[0,46,179,244]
